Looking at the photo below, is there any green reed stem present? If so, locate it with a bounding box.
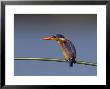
[15,58,97,66]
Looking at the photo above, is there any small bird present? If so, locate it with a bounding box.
[41,34,76,67]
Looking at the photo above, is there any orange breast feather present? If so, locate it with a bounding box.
[58,42,69,61]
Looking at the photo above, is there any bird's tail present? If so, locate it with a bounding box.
[69,58,76,67]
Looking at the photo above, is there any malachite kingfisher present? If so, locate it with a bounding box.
[41,34,76,67]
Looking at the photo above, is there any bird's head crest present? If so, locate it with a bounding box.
[56,34,65,38]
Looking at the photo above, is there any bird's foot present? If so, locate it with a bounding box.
[73,60,77,64]
[64,60,68,62]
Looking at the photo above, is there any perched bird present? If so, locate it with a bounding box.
[41,34,76,67]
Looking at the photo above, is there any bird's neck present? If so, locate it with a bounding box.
[57,41,65,52]
[56,38,65,43]
[57,40,63,45]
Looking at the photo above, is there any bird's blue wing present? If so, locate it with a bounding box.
[64,39,76,58]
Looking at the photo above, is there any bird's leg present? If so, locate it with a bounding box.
[69,58,76,64]
[65,60,68,62]
[64,58,68,62]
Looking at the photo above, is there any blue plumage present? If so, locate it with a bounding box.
[56,34,65,38]
[64,39,76,67]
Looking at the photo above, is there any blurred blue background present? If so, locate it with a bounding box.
[14,14,97,76]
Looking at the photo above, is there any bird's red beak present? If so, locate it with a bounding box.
[41,36,52,40]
